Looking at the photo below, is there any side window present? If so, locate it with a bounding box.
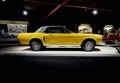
[47,27,64,33]
[44,28,49,33]
[64,27,72,33]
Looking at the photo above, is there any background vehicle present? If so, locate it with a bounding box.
[103,25,120,44]
[18,26,102,51]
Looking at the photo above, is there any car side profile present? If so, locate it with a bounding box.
[17,26,102,51]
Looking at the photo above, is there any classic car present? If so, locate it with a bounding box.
[17,26,102,51]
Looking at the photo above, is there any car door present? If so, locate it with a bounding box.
[44,27,74,45]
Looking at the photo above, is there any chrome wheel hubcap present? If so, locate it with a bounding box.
[85,41,94,51]
[32,42,40,51]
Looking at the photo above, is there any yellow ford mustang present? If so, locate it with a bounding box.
[17,26,102,51]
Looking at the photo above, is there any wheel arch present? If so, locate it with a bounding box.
[29,38,43,45]
[81,38,96,47]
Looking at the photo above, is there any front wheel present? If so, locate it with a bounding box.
[30,41,43,51]
[81,41,95,51]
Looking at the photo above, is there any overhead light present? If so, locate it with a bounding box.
[2,0,6,2]
[22,10,28,16]
[92,10,98,15]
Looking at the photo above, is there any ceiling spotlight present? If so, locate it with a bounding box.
[2,0,6,2]
[92,10,98,15]
[22,10,28,16]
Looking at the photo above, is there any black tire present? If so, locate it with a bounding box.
[81,40,95,51]
[30,41,43,51]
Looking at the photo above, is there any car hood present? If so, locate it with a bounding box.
[17,32,44,38]
[18,32,43,35]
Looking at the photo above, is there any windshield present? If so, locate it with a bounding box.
[35,26,47,33]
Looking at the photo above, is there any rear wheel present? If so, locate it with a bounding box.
[81,40,95,51]
[30,41,43,51]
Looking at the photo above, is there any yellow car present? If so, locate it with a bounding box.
[17,26,102,51]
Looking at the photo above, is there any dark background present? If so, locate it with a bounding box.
[0,0,120,33]
[0,55,120,81]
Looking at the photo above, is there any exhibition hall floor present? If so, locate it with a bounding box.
[0,45,119,56]
[0,44,120,79]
